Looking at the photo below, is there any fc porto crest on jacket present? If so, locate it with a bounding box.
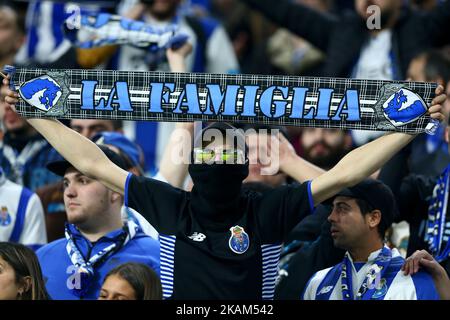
[0,206,11,226]
[372,278,388,299]
[228,226,249,254]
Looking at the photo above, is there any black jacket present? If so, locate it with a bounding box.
[241,0,450,78]
[379,148,450,276]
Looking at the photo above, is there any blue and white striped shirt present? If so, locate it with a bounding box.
[0,169,47,251]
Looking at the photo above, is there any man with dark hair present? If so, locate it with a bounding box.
[36,130,152,242]
[303,179,439,300]
[421,50,450,86]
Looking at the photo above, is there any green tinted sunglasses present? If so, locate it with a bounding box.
[193,148,245,164]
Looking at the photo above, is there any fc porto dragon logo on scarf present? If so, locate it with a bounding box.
[382,88,427,126]
[0,206,11,226]
[228,226,250,254]
[19,75,63,112]
[373,84,428,130]
[17,71,70,117]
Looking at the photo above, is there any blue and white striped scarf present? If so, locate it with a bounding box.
[425,165,450,262]
[63,13,189,52]
[65,219,139,297]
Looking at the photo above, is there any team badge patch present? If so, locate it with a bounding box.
[371,278,388,299]
[373,84,428,130]
[382,88,427,126]
[228,226,250,254]
[19,75,63,112]
[18,72,70,117]
[0,206,11,226]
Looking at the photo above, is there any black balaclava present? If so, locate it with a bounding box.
[188,123,249,225]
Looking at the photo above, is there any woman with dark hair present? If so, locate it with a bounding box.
[98,262,162,300]
[0,242,49,300]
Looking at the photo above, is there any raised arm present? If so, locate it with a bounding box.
[166,42,192,73]
[2,78,128,194]
[310,132,414,205]
[158,122,193,188]
[157,43,193,188]
[310,86,446,205]
[30,118,128,193]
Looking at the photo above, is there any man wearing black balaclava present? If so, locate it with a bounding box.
[3,77,446,298]
[188,123,249,228]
